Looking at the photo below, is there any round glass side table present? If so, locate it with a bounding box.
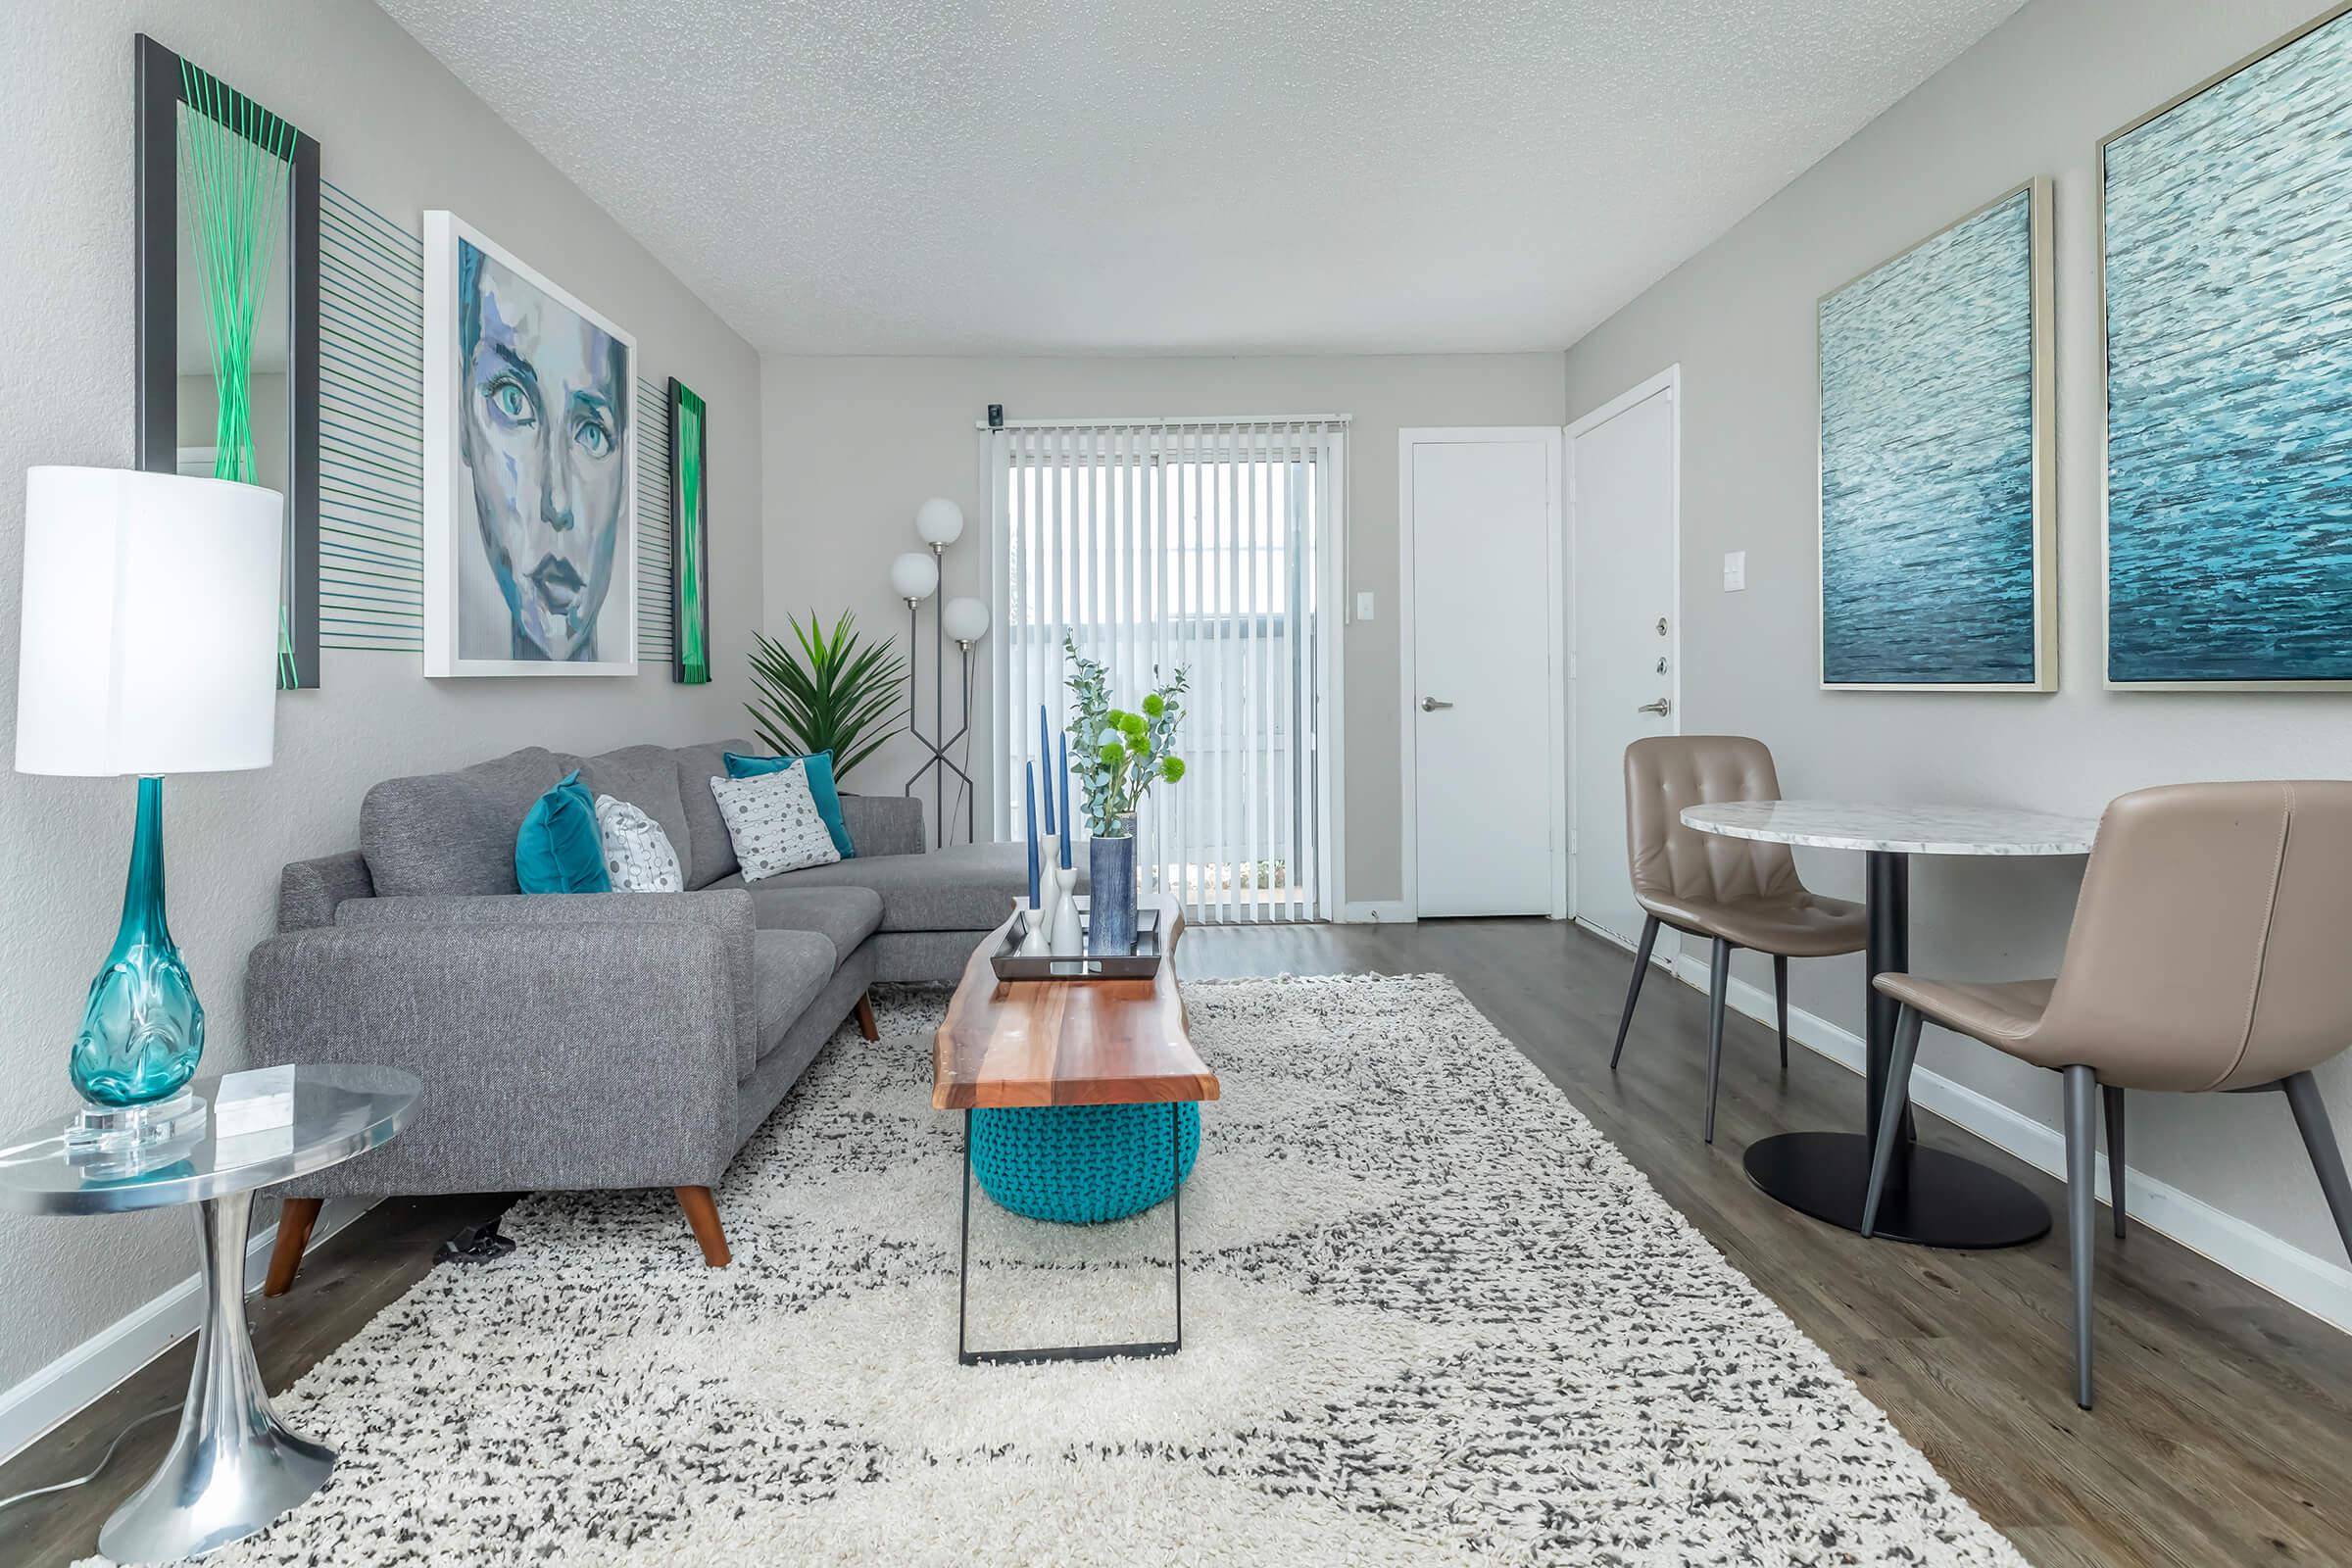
[0,1063,417,1564]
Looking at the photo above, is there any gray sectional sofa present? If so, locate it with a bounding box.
[244,736,1054,1288]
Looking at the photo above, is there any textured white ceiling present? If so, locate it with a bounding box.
[374,0,2022,356]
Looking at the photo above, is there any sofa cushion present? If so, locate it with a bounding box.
[708,841,1068,934]
[712,768,843,881]
[671,737,761,889]
[363,746,581,897]
[726,751,855,858]
[579,745,694,876]
[514,770,612,894]
[751,928,838,1063]
[737,886,882,955]
[594,794,683,893]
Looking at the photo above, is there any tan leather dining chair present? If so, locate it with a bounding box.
[1864,781,2352,1409]
[1612,737,1866,1142]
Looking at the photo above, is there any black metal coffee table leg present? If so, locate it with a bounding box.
[1743,850,2051,1250]
[956,1102,1186,1365]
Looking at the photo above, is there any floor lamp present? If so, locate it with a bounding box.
[893,498,990,847]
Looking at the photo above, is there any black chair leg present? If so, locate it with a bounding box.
[1860,1004,1921,1239]
[2283,1071,2352,1264]
[2102,1085,2127,1239]
[1772,954,1789,1072]
[1702,938,1731,1144]
[1609,915,1660,1070]
[2063,1065,2099,1410]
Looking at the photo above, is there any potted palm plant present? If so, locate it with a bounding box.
[747,612,907,781]
[1064,634,1189,954]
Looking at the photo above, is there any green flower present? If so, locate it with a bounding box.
[1160,756,1186,782]
[1119,711,1148,738]
[1098,742,1123,767]
[1142,693,1165,718]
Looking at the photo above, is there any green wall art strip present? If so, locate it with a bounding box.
[670,379,710,684]
[176,58,299,686]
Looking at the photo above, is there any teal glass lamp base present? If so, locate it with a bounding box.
[70,777,207,1116]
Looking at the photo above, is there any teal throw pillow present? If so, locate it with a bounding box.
[724,750,855,858]
[515,769,612,893]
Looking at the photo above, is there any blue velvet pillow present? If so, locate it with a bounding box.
[724,750,855,858]
[515,769,612,893]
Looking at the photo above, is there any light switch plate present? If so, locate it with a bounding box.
[1355,591,1375,621]
[1722,551,1746,592]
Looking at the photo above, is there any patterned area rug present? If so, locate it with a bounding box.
[122,975,2025,1566]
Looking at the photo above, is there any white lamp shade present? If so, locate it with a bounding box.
[889,550,940,603]
[914,496,965,547]
[942,596,990,644]
[16,466,282,776]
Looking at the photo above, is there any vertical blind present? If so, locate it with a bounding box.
[990,416,1347,924]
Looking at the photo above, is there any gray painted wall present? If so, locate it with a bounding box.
[761,354,1566,905]
[1563,0,2352,1273]
[0,1,762,1396]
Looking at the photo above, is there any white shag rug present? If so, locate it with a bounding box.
[109,975,2027,1567]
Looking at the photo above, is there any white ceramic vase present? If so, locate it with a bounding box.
[1050,865,1083,955]
[1015,897,1050,956]
[1034,833,1062,945]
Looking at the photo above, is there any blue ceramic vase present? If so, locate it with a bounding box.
[1087,816,1138,956]
[71,777,204,1107]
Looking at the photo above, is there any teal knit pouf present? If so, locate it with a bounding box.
[971,1102,1200,1224]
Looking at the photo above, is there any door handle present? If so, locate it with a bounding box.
[1421,697,1454,712]
[1637,698,1672,715]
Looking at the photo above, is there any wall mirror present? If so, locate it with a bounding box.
[135,33,320,690]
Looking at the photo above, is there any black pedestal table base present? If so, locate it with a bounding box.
[1743,1131,2051,1249]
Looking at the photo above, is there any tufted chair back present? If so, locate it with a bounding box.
[2038,781,2352,1092]
[1623,736,1801,910]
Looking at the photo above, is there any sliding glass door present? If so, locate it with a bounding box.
[990,418,1346,923]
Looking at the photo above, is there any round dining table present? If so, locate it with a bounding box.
[1679,800,2098,1249]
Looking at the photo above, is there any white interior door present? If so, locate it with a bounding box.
[1570,375,1680,952]
[1404,430,1562,917]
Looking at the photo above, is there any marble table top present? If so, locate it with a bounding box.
[1680,799,2098,857]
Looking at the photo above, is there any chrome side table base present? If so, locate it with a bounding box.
[100,1192,334,1564]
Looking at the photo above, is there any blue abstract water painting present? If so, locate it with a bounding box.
[2107,12,2352,684]
[1821,188,2040,686]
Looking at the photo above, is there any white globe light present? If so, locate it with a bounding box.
[914,497,965,548]
[942,597,990,645]
[889,550,940,603]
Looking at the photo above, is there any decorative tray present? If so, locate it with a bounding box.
[989,898,1165,981]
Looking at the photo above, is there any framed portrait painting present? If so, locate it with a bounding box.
[1818,178,2056,691]
[2102,3,2352,688]
[423,210,636,676]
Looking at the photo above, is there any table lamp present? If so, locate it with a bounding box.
[15,467,282,1151]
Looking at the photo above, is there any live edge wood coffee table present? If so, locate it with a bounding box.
[933,893,1218,1365]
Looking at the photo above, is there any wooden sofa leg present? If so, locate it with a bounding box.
[264,1198,323,1297]
[676,1186,731,1267]
[856,991,880,1042]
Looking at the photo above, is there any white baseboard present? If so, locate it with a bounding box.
[1665,953,2352,1336]
[0,1195,374,1466]
[1338,900,1413,924]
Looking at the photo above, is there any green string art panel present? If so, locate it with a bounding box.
[670,380,711,685]
[177,61,299,687]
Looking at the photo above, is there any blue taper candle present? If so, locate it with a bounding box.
[1058,731,1073,868]
[1039,706,1054,835]
[1025,761,1041,906]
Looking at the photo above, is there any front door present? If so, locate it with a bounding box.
[1405,429,1561,917]
[1570,375,1679,952]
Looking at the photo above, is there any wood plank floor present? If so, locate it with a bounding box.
[6,916,2349,1565]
